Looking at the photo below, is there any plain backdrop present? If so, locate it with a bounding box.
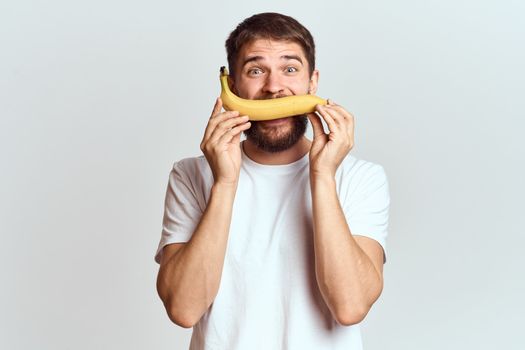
[1,0,524,349]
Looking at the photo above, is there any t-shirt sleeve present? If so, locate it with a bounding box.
[154,161,204,264]
[342,163,390,262]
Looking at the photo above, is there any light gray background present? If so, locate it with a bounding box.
[1,0,524,349]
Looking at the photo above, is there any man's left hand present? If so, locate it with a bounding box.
[307,100,355,178]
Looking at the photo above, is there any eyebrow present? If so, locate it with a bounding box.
[282,55,303,65]
[241,55,304,68]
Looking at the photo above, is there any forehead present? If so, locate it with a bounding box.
[237,38,306,61]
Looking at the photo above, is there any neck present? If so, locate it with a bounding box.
[242,137,311,165]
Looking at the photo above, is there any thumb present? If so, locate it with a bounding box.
[307,113,325,138]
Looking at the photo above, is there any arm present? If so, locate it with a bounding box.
[156,98,251,328]
[307,102,385,326]
[310,174,384,326]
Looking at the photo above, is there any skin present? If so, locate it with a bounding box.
[156,39,385,328]
[231,39,316,161]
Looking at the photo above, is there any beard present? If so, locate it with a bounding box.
[243,114,308,153]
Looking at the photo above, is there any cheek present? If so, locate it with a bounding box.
[236,81,261,99]
[288,75,312,94]
[291,82,311,95]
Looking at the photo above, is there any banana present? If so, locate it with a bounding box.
[219,66,327,121]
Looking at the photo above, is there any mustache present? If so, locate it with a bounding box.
[254,93,290,100]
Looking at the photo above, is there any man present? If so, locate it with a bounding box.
[155,12,390,349]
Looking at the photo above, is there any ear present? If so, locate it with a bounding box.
[308,69,320,95]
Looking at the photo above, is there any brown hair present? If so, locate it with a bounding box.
[225,12,316,77]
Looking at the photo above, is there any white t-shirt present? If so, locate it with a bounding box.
[155,144,390,350]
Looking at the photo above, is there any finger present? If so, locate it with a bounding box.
[324,104,355,147]
[316,105,338,134]
[231,126,244,145]
[209,115,248,141]
[210,97,223,119]
[203,110,240,142]
[307,112,325,138]
[209,115,249,144]
[323,101,355,142]
[327,106,348,129]
[216,121,251,146]
[326,105,355,136]
[328,103,354,121]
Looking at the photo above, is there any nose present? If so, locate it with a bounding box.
[262,71,284,96]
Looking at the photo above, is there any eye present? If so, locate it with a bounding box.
[285,66,298,73]
[247,67,263,75]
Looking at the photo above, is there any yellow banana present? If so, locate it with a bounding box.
[219,66,327,121]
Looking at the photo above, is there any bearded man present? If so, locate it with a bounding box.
[155,12,390,350]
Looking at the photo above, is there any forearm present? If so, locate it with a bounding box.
[310,174,382,325]
[158,182,236,326]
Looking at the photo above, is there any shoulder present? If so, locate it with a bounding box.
[169,155,213,187]
[336,154,390,226]
[337,154,388,185]
[167,155,213,202]
[335,154,389,202]
[172,155,210,175]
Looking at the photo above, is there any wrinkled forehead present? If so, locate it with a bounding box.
[238,37,306,57]
[235,38,308,70]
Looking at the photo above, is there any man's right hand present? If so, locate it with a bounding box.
[200,97,251,187]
